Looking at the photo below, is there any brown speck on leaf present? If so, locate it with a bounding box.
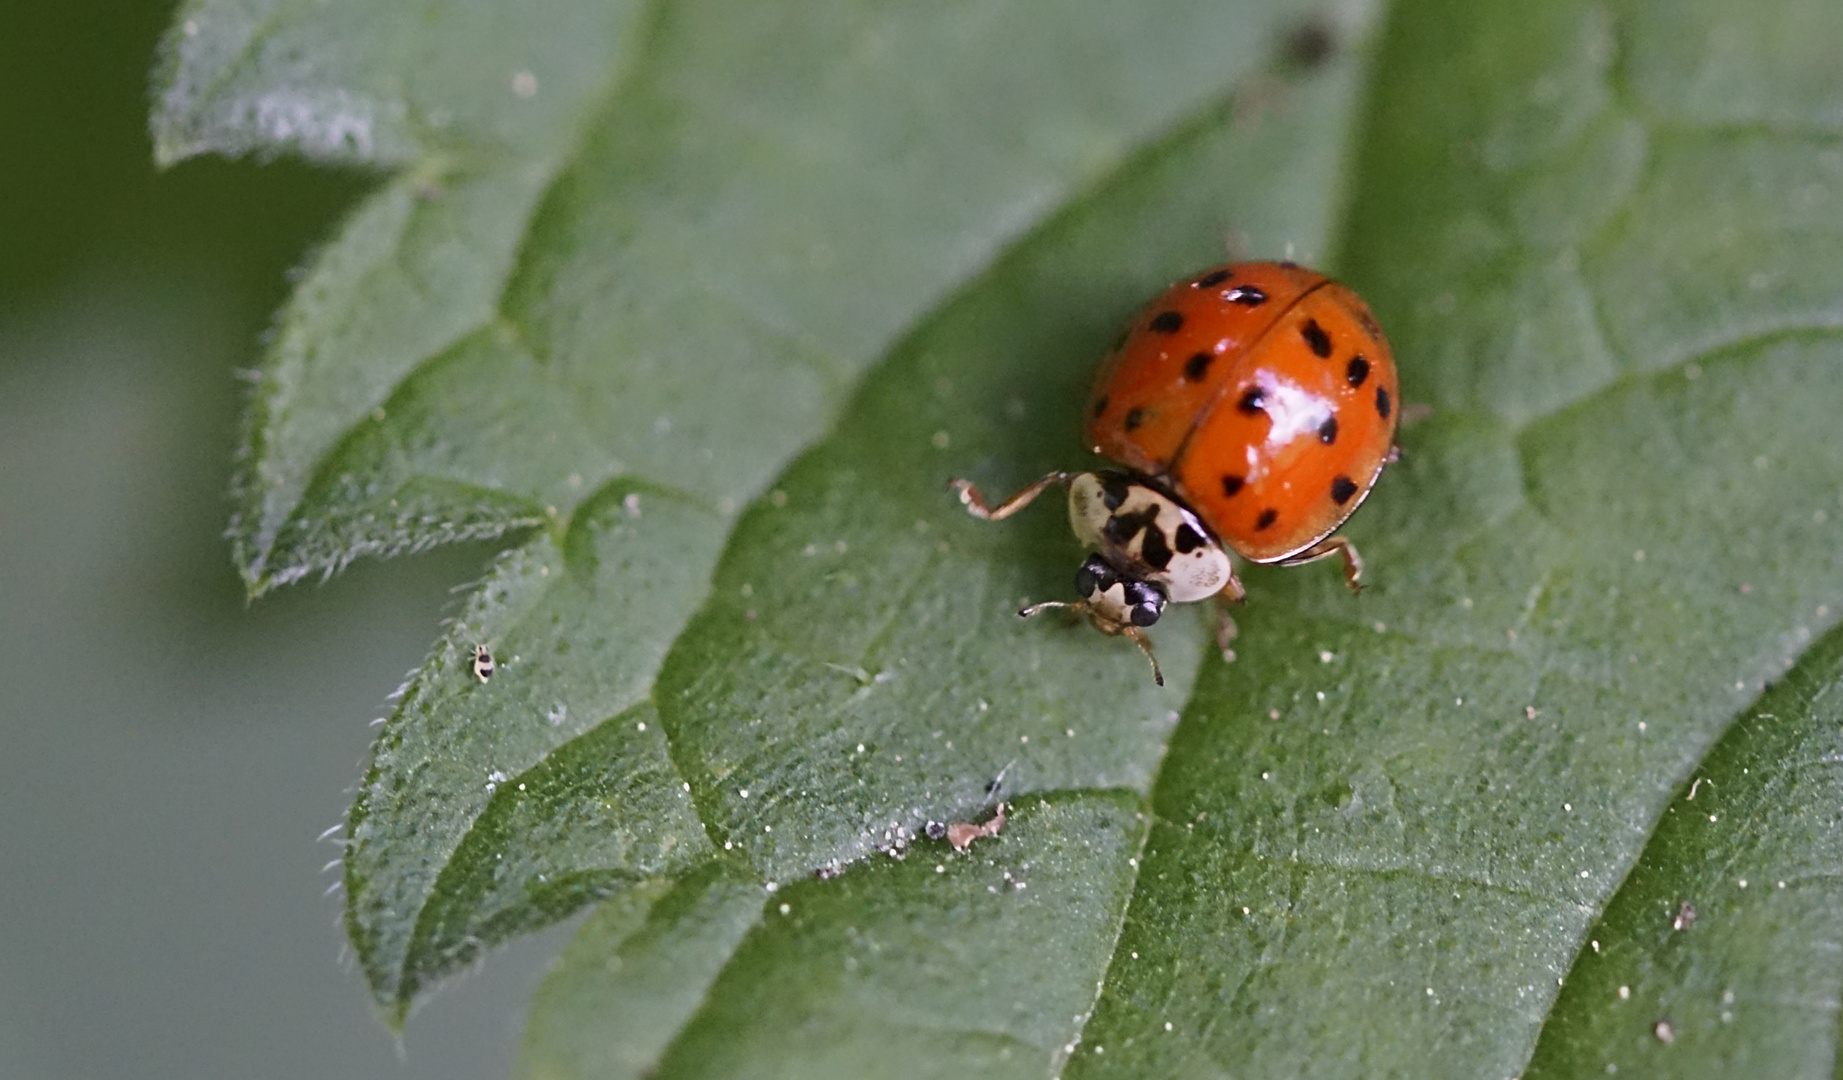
[948,803,1008,852]
[1283,15,1336,69]
[1673,901,1697,931]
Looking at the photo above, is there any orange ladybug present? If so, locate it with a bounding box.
[951,262,1398,684]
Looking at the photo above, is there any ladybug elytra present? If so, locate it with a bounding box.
[951,261,1399,684]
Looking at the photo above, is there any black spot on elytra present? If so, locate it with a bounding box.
[1255,508,1279,531]
[1331,475,1358,504]
[1301,318,1333,358]
[1149,310,1184,334]
[1139,524,1172,571]
[1318,416,1338,444]
[1225,286,1267,307]
[1376,386,1392,419]
[1237,386,1265,415]
[1124,407,1145,431]
[1184,352,1213,381]
[1092,394,1109,418]
[1174,523,1206,554]
[1221,474,1245,497]
[1195,269,1231,288]
[1346,356,1369,387]
[1099,473,1131,510]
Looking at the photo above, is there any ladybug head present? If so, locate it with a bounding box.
[1073,554,1166,628]
[1017,553,1168,686]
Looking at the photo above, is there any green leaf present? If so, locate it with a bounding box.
[523,796,1147,1080]
[1524,622,1843,1078]
[157,0,1369,1021]
[156,0,1843,1072]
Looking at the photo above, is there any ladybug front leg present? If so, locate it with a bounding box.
[1281,535,1365,593]
[1213,576,1245,661]
[949,472,1071,521]
[1121,625,1165,687]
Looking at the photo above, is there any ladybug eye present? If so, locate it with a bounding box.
[1075,555,1116,597]
[1122,580,1166,627]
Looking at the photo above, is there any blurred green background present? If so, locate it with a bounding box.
[0,3,570,1076]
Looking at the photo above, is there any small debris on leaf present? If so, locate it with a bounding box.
[948,802,1008,852]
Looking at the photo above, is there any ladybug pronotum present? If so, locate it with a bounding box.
[951,261,1399,684]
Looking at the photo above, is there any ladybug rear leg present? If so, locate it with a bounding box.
[950,472,1071,521]
[1281,535,1365,593]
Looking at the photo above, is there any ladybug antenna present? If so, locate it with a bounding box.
[1123,626,1165,687]
[1018,599,1082,619]
[1017,600,1165,686]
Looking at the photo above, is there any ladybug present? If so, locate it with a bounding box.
[951,261,1398,684]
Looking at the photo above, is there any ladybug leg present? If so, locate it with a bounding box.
[1213,596,1241,662]
[1282,536,1365,593]
[950,472,1071,521]
[1122,626,1165,687]
[1213,573,1246,661]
